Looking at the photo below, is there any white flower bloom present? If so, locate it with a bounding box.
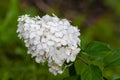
[17,14,81,75]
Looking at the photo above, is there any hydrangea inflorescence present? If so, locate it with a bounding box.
[17,14,80,75]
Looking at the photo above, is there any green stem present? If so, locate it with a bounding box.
[69,62,76,76]
[77,56,89,65]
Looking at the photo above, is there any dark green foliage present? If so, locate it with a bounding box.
[104,49,120,68]
[85,41,111,60]
[81,65,103,80]
[63,75,80,80]
[81,41,120,80]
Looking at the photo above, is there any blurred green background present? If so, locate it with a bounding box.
[0,0,120,80]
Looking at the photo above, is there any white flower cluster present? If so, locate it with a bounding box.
[17,14,80,75]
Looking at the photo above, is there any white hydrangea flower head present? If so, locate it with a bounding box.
[17,14,81,75]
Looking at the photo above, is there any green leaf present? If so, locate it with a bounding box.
[104,49,120,68]
[114,78,120,80]
[112,75,120,80]
[63,75,81,80]
[81,65,103,80]
[84,41,111,60]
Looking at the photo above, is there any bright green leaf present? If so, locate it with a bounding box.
[104,49,120,68]
[81,65,103,80]
[84,41,111,60]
